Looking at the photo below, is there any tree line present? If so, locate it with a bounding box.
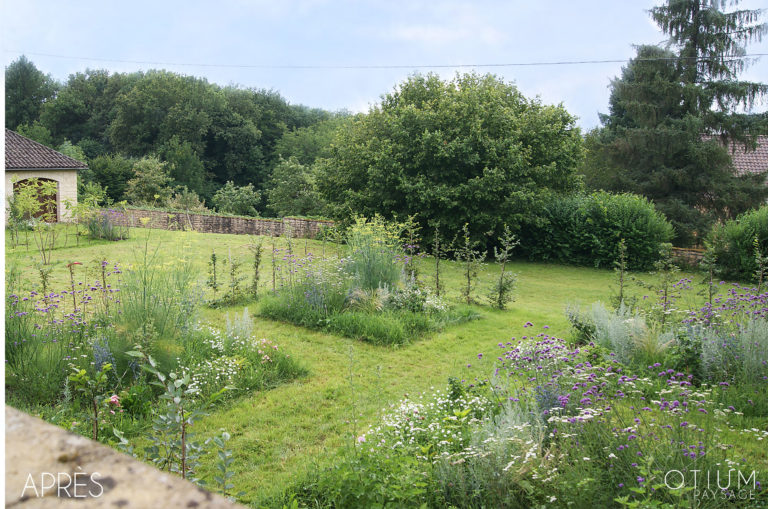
[6,0,768,248]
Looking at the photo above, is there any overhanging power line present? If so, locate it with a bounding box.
[5,50,768,70]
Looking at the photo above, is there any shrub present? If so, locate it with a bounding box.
[590,301,644,364]
[520,191,674,270]
[86,209,130,241]
[707,205,768,281]
[212,181,260,216]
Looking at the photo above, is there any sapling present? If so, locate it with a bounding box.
[69,362,113,441]
[248,238,264,299]
[29,179,59,264]
[636,243,680,326]
[754,236,768,294]
[700,241,719,307]
[227,248,245,303]
[207,249,220,302]
[402,214,422,281]
[126,350,225,482]
[271,234,278,292]
[432,223,446,297]
[67,261,83,312]
[612,238,630,309]
[487,224,519,309]
[453,223,487,305]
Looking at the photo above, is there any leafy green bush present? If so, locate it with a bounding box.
[707,205,768,281]
[520,191,674,270]
[212,181,261,217]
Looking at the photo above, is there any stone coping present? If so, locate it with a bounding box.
[5,406,245,508]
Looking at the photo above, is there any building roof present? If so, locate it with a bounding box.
[5,128,88,171]
[703,134,768,177]
[727,135,768,177]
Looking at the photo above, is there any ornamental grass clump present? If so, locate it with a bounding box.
[344,215,404,291]
[118,234,201,341]
[85,209,129,241]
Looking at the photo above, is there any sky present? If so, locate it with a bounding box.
[3,0,768,130]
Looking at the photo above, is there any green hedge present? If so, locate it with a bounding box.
[519,191,674,270]
[708,205,768,282]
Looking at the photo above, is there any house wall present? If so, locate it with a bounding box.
[5,169,78,221]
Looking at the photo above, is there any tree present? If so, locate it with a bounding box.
[57,140,87,162]
[125,156,174,206]
[585,1,768,246]
[650,0,767,132]
[88,154,136,202]
[265,157,325,217]
[212,181,260,216]
[317,72,584,248]
[160,137,209,198]
[274,114,349,165]
[5,56,58,130]
[15,121,54,147]
[39,69,137,152]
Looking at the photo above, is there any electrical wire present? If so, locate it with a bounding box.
[5,50,768,70]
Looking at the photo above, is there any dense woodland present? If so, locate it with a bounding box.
[5,0,768,248]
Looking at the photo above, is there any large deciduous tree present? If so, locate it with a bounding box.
[5,56,58,130]
[584,0,768,246]
[317,72,584,247]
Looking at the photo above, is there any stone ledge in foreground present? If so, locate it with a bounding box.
[5,405,246,508]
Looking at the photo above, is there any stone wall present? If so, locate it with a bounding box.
[671,247,706,266]
[106,208,334,238]
[5,406,245,508]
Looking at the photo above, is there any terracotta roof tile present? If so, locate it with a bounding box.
[5,128,88,170]
[703,134,768,177]
[727,135,768,177]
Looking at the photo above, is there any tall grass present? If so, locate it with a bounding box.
[118,234,201,341]
[345,216,403,290]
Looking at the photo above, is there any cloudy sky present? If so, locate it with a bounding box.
[3,0,767,129]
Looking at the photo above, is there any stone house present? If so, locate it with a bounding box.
[5,128,86,221]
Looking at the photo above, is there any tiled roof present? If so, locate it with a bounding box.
[704,134,768,177]
[5,128,88,170]
[727,135,768,177]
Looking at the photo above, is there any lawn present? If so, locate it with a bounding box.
[8,225,764,507]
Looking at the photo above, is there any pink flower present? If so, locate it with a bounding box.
[357,435,366,443]
[109,395,120,406]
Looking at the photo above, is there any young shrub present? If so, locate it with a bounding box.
[248,238,263,299]
[453,223,487,305]
[487,224,519,309]
[431,222,447,297]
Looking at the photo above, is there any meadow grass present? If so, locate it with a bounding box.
[10,225,760,505]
